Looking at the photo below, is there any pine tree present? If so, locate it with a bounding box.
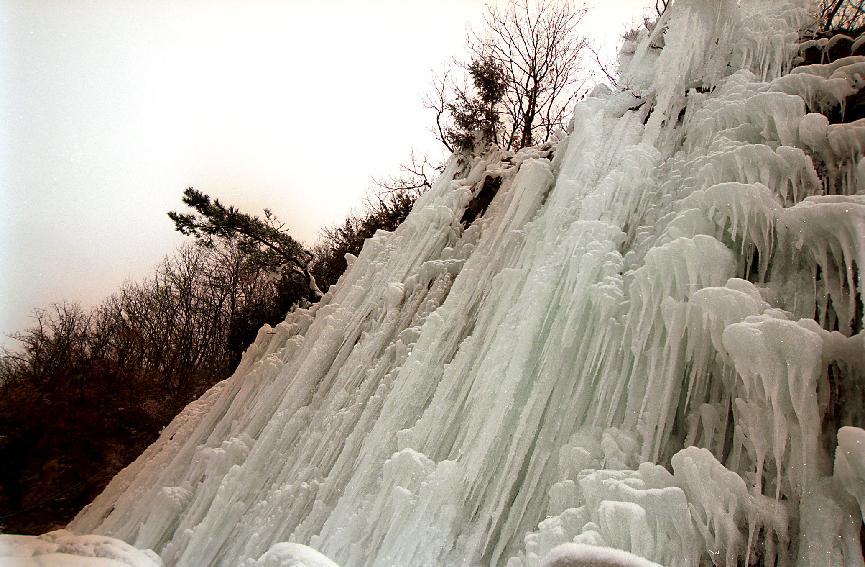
[445,56,507,152]
[168,188,322,301]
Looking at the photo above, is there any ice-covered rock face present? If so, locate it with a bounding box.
[66,0,865,565]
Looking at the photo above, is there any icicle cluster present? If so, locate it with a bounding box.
[44,0,865,565]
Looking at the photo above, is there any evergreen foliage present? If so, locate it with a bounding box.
[168,188,322,301]
[444,56,507,152]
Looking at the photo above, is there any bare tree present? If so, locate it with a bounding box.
[471,0,589,150]
[371,151,440,197]
[425,69,458,153]
[818,0,865,32]
[426,0,588,153]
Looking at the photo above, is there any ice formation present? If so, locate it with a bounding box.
[22,0,865,565]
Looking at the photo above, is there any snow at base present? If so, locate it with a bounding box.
[0,533,338,567]
[540,544,663,567]
[249,542,340,567]
[62,0,865,565]
[0,530,161,567]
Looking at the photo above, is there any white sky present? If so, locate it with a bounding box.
[1,0,654,343]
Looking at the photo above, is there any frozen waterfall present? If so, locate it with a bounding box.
[14,0,865,565]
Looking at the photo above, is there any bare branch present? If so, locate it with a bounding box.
[426,0,588,153]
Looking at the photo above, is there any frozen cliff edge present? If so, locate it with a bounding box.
[20,0,865,565]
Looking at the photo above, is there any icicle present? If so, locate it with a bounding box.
[778,195,865,333]
[671,447,751,567]
[835,426,865,520]
[723,316,829,500]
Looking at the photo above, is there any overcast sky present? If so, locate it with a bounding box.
[1,0,653,343]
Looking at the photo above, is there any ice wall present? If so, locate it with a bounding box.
[69,0,865,565]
